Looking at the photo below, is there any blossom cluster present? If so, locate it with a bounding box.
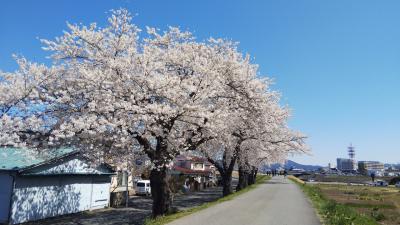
[0,9,308,170]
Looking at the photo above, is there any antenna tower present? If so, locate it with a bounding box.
[348,143,355,160]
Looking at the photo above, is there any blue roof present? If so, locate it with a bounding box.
[0,147,74,170]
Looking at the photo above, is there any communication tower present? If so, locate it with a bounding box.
[348,143,355,160]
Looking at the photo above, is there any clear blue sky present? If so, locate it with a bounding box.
[1,0,399,166]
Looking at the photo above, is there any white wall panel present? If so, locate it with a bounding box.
[11,177,59,223]
[90,179,110,209]
[10,176,110,224]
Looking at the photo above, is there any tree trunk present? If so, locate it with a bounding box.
[236,165,249,191]
[248,172,254,185]
[206,147,237,197]
[150,167,171,217]
[221,171,233,196]
[248,167,257,185]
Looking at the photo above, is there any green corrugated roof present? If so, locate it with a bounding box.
[0,147,74,170]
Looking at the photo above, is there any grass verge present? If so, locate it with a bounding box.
[288,176,378,225]
[145,175,270,225]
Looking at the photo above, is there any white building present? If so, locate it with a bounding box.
[336,158,357,172]
[0,148,114,224]
[358,161,384,176]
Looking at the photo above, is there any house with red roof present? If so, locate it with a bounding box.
[170,155,216,191]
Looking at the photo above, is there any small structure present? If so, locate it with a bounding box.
[0,148,114,224]
[109,157,152,195]
[109,156,152,207]
[170,155,216,191]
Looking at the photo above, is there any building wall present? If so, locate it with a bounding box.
[337,158,357,171]
[10,175,110,224]
[180,160,191,169]
[24,157,110,175]
[0,171,13,224]
[358,161,384,175]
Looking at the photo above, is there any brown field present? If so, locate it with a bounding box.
[300,174,394,184]
[316,184,400,225]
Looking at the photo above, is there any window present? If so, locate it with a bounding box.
[193,163,204,170]
[137,182,145,187]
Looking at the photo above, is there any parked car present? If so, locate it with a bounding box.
[136,180,151,195]
[374,180,388,187]
[395,181,400,188]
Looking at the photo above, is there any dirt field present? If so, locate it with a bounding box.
[317,184,400,225]
[300,174,394,184]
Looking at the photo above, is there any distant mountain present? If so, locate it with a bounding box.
[262,160,322,171]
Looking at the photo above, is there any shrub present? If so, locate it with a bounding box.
[371,208,385,221]
[389,177,400,185]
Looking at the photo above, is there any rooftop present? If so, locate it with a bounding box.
[0,147,74,170]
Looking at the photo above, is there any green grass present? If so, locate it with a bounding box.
[289,176,378,225]
[145,175,270,225]
[344,202,396,209]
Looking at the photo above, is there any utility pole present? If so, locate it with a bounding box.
[125,157,129,208]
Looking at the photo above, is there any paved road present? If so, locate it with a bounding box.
[168,176,321,225]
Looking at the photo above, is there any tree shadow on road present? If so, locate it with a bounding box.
[172,187,223,210]
[264,178,290,185]
[22,186,224,225]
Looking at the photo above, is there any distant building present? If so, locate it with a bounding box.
[337,158,357,172]
[336,144,358,172]
[358,161,384,175]
[170,155,216,191]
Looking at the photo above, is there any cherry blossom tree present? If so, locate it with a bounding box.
[0,9,224,216]
[192,43,309,194]
[236,123,308,189]
[0,9,308,217]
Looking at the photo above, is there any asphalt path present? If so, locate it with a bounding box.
[167,176,321,225]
